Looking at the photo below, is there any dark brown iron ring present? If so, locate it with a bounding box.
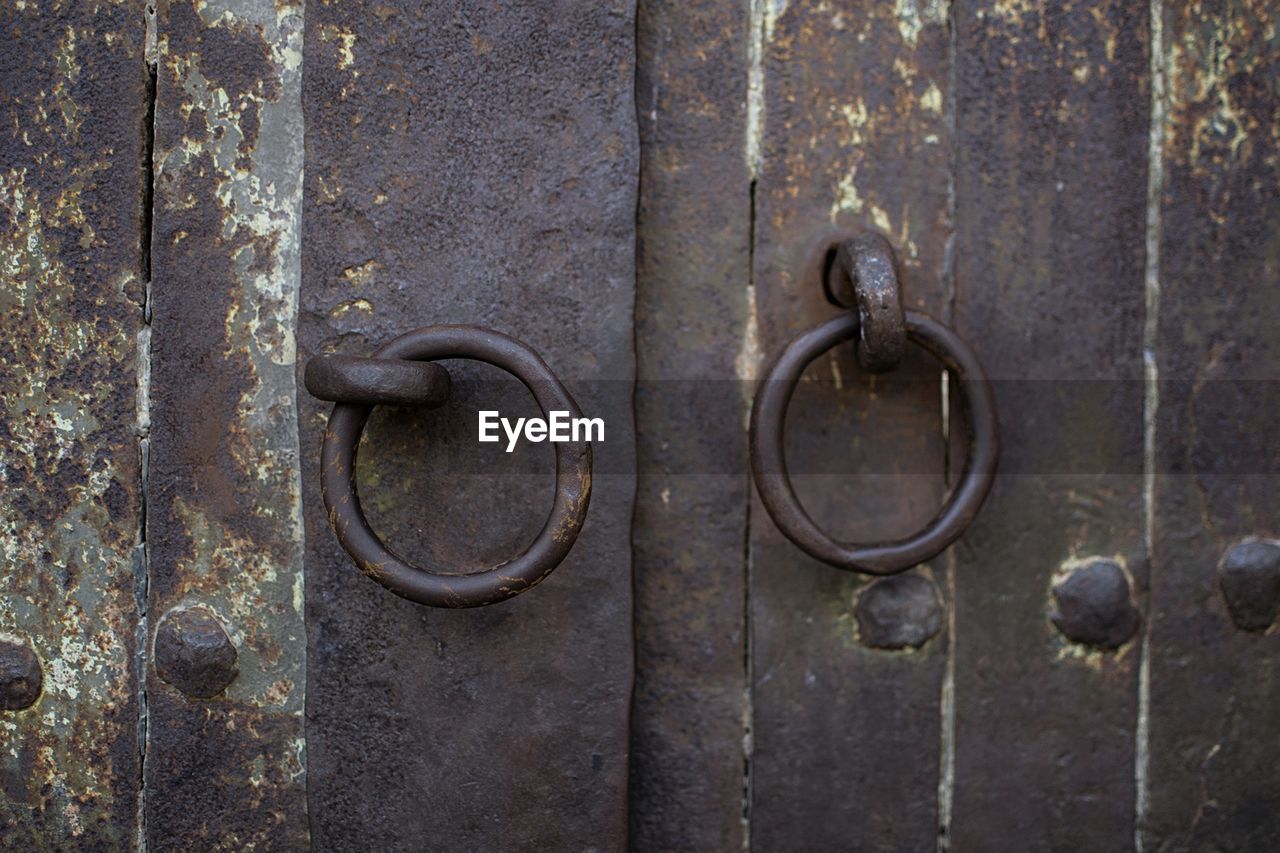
[320,325,592,608]
[749,310,998,574]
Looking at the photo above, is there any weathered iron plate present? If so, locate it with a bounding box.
[1144,1,1280,847]
[300,1,637,848]
[146,0,308,846]
[748,1,951,848]
[631,1,752,848]
[0,1,148,846]
[950,0,1150,847]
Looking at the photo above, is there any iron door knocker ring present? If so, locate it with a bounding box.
[749,235,998,574]
[307,325,592,608]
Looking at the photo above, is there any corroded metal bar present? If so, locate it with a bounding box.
[1145,2,1280,847]
[0,3,149,846]
[145,0,308,846]
[630,1,753,847]
[299,0,637,846]
[747,1,953,848]
[950,0,1150,846]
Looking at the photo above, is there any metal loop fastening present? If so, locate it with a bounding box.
[749,310,998,575]
[313,325,592,608]
[305,354,451,407]
[822,233,906,373]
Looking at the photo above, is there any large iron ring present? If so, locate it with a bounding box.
[318,325,592,608]
[749,311,998,574]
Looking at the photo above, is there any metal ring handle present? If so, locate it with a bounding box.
[749,310,998,574]
[319,325,592,608]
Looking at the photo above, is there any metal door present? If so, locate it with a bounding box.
[1,1,1277,850]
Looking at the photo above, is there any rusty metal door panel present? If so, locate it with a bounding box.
[949,1,1151,848]
[1144,3,1280,848]
[747,3,953,849]
[0,2,149,846]
[299,1,637,848]
[145,0,309,847]
[631,2,752,849]
[5,1,1280,849]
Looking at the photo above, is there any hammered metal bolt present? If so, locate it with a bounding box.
[154,607,239,699]
[855,573,943,650]
[0,640,42,711]
[1218,539,1280,632]
[1051,560,1139,649]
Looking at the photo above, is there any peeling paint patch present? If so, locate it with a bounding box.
[341,257,383,286]
[735,282,763,428]
[893,0,947,47]
[1166,8,1274,172]
[319,23,355,70]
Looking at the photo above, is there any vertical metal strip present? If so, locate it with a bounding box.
[631,1,753,848]
[299,1,637,847]
[950,0,1151,845]
[144,0,307,846]
[0,3,149,846]
[748,2,953,849]
[1144,1,1280,846]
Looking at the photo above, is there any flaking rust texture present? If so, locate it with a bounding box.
[748,1,950,848]
[1146,1,1280,847]
[146,0,307,847]
[0,1,148,846]
[951,0,1149,846]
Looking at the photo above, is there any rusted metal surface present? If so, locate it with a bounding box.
[631,1,752,847]
[146,0,308,846]
[855,574,943,651]
[748,0,952,847]
[153,606,239,699]
[304,353,451,407]
[950,0,1150,846]
[825,233,906,372]
[630,1,752,847]
[0,643,41,718]
[1144,1,1280,847]
[1217,540,1280,633]
[300,0,636,846]
[317,325,593,608]
[1050,559,1141,649]
[0,640,43,712]
[0,1,147,845]
[751,310,997,573]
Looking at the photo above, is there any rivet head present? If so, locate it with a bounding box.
[0,640,42,711]
[855,573,943,650]
[1051,560,1140,649]
[154,607,239,699]
[1218,539,1280,632]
